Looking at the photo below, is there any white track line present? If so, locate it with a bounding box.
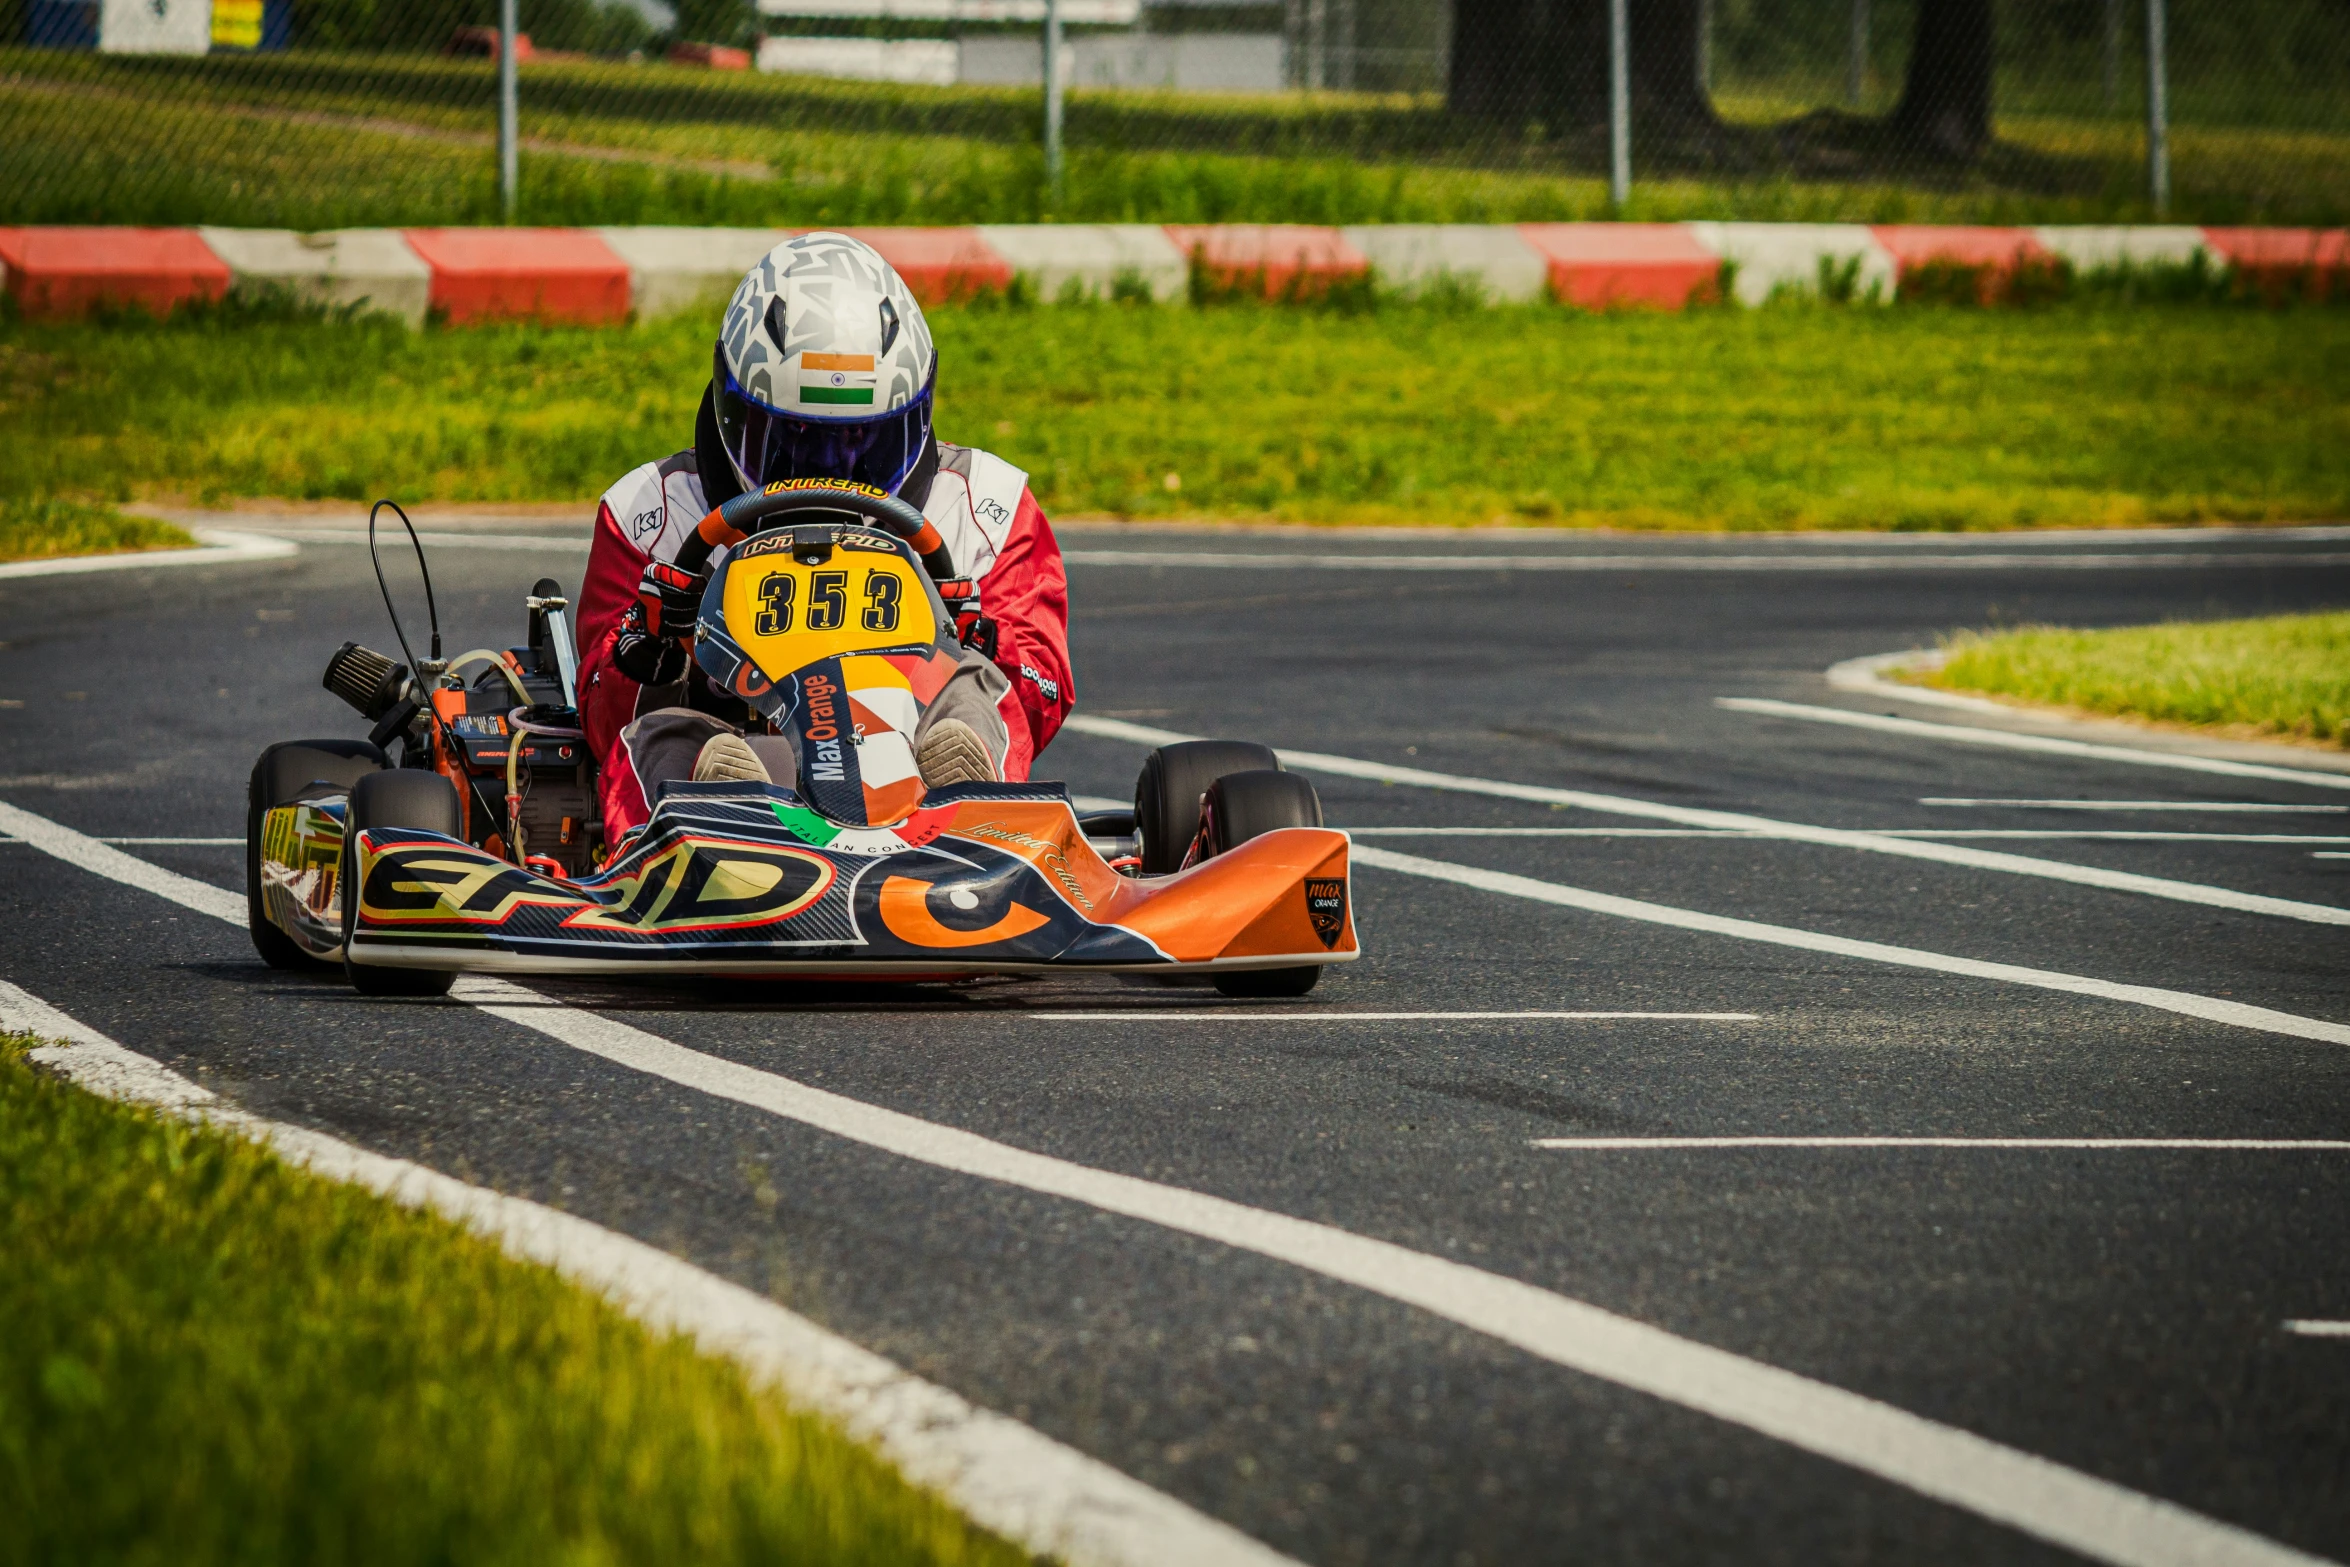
[1922,800,2349,813]
[1063,717,2350,927]
[1531,1137,2350,1150]
[442,971,2328,1567]
[2283,1321,2350,1339]
[1060,549,2350,574]
[0,801,243,921]
[1346,844,2350,1049]
[1022,1011,1760,1021]
[0,836,244,846]
[1,800,2339,1567]
[255,527,588,552]
[0,982,1287,1567]
[1339,827,2350,844]
[0,528,298,580]
[1720,698,2350,792]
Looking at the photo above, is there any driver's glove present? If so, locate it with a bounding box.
[637,559,706,640]
[937,577,998,660]
[613,599,689,685]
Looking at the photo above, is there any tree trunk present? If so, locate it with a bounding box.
[1447,0,1721,143]
[1888,0,1995,161]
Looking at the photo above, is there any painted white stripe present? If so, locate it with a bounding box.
[1719,698,2350,792]
[0,980,1296,1567]
[1346,844,2350,1049]
[1,801,2338,1566]
[1531,1137,2350,1150]
[441,971,2327,1567]
[0,836,244,845]
[246,527,587,552]
[0,800,244,922]
[1339,827,2350,844]
[2282,1321,2350,1339]
[0,527,298,580]
[1062,717,2350,926]
[1060,549,2350,575]
[1023,1011,1760,1021]
[1921,800,2348,813]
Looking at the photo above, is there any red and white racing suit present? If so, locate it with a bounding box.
[575,440,1074,837]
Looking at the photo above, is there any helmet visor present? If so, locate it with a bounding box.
[714,347,933,495]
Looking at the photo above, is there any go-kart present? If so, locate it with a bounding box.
[246,484,1357,1000]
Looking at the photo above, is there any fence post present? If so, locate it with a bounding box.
[1042,0,1064,206]
[1607,0,1630,210]
[1846,0,1867,106]
[2143,0,2168,216]
[497,0,518,223]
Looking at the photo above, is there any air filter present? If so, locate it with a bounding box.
[322,642,406,721]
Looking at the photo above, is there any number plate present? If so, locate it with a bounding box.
[720,550,936,678]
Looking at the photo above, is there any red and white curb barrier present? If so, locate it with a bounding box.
[2,223,2341,323]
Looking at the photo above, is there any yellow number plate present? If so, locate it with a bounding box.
[721,553,936,678]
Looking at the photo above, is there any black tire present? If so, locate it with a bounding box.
[1134,740,1279,875]
[246,740,386,970]
[341,769,461,998]
[1200,769,1327,999]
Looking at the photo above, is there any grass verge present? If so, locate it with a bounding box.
[0,1030,1030,1567]
[0,497,194,565]
[5,299,2348,528]
[1924,613,2350,746]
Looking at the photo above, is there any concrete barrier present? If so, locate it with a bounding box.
[196,227,432,326]
[2033,225,2210,273]
[1517,223,1721,308]
[1340,224,1549,302]
[403,228,632,325]
[838,227,1014,302]
[2201,228,2348,299]
[976,224,1189,302]
[1163,225,1368,298]
[0,227,229,319]
[6,225,2341,323]
[1685,222,1895,305]
[596,226,791,319]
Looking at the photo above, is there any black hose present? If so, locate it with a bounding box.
[368,500,442,670]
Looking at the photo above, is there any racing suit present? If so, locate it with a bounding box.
[575,398,1074,839]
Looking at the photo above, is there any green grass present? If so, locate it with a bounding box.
[6,298,2348,529]
[1925,613,2350,745]
[0,496,193,564]
[0,1030,1032,1567]
[1,47,2344,227]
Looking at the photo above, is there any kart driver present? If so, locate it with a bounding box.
[574,232,1074,842]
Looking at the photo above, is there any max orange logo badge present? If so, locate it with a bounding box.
[1305,877,1347,948]
[878,876,1049,949]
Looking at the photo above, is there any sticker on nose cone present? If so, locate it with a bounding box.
[1306,877,1347,947]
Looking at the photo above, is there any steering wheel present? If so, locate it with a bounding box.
[674,483,953,582]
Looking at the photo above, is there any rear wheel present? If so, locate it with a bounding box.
[1200,768,1327,999]
[342,769,461,998]
[1133,740,1278,875]
[246,739,386,970]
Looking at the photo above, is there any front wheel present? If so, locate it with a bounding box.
[247,739,386,970]
[341,769,461,998]
[1200,768,1328,999]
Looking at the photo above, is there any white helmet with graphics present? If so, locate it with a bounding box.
[712,232,938,495]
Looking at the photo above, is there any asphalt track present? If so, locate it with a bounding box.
[6,519,2349,1566]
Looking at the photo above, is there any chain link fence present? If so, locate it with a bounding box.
[2,0,2343,229]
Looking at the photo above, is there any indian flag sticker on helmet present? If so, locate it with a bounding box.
[801,351,877,407]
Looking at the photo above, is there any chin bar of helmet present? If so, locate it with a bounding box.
[674,482,955,582]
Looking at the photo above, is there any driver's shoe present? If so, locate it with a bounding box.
[917,719,999,788]
[692,733,772,784]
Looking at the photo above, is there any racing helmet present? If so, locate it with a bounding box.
[711,232,937,496]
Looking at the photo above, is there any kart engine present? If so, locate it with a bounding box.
[324,576,601,879]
